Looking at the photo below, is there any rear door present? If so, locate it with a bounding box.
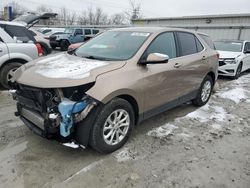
[175,31,209,95]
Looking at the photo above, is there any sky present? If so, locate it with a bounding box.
[1,0,250,18]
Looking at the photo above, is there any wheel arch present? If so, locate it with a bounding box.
[0,58,27,72]
[116,94,140,125]
[207,71,216,85]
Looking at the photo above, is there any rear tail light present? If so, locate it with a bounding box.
[36,43,43,57]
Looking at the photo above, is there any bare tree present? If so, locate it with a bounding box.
[124,0,143,23]
[109,13,126,25]
[57,7,77,25]
[36,5,54,25]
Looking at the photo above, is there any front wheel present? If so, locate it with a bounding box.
[60,40,70,51]
[233,63,242,79]
[192,75,213,106]
[89,98,135,153]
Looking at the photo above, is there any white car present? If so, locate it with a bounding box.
[215,40,250,79]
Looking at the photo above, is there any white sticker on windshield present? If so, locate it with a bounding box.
[131,32,150,37]
[232,43,241,45]
[90,44,108,49]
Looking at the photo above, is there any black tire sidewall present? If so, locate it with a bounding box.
[90,98,135,153]
[234,63,242,79]
[193,75,213,106]
[0,62,22,89]
[60,40,70,51]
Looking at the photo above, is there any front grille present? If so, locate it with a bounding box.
[219,61,226,66]
[16,85,45,114]
[50,36,56,41]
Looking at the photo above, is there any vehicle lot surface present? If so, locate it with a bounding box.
[0,73,250,188]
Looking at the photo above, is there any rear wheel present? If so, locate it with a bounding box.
[89,98,134,153]
[233,63,242,79]
[0,62,22,89]
[192,75,213,106]
[41,45,48,56]
[60,40,70,51]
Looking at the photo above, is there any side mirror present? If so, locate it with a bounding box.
[140,53,169,65]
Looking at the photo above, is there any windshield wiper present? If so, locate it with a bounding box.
[82,55,110,61]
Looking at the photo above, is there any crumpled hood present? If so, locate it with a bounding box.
[15,53,125,88]
[218,50,242,59]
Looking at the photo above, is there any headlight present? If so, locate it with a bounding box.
[224,59,236,64]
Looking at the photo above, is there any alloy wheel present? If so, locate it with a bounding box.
[103,109,130,146]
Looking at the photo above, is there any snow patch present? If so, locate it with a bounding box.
[147,123,178,138]
[114,147,134,162]
[211,124,222,130]
[35,54,108,79]
[216,88,247,103]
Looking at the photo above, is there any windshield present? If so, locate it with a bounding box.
[64,28,74,34]
[75,31,150,61]
[214,41,243,52]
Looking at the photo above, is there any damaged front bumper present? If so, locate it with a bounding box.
[12,84,98,147]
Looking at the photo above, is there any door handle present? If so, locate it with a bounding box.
[174,63,181,68]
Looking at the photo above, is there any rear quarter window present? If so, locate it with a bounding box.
[93,30,99,35]
[4,25,36,43]
[199,34,215,49]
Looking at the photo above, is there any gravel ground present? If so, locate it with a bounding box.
[0,73,250,188]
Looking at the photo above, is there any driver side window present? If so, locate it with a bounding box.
[143,32,177,61]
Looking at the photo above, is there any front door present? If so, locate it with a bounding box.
[73,29,84,43]
[242,42,250,71]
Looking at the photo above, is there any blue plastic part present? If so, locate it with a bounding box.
[58,99,88,137]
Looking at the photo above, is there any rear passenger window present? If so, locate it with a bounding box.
[196,38,204,52]
[199,34,215,49]
[75,29,83,35]
[144,32,177,59]
[84,29,91,35]
[177,32,197,56]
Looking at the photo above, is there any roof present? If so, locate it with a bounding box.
[0,21,26,27]
[110,26,196,34]
[133,13,250,21]
[214,39,246,42]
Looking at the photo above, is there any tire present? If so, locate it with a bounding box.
[60,40,70,51]
[192,75,213,107]
[41,45,48,56]
[233,63,242,80]
[0,62,22,89]
[88,98,135,153]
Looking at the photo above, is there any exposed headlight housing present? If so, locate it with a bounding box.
[224,59,237,64]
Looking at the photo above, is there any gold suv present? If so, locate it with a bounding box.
[12,27,218,153]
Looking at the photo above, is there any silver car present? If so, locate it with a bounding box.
[0,21,41,88]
